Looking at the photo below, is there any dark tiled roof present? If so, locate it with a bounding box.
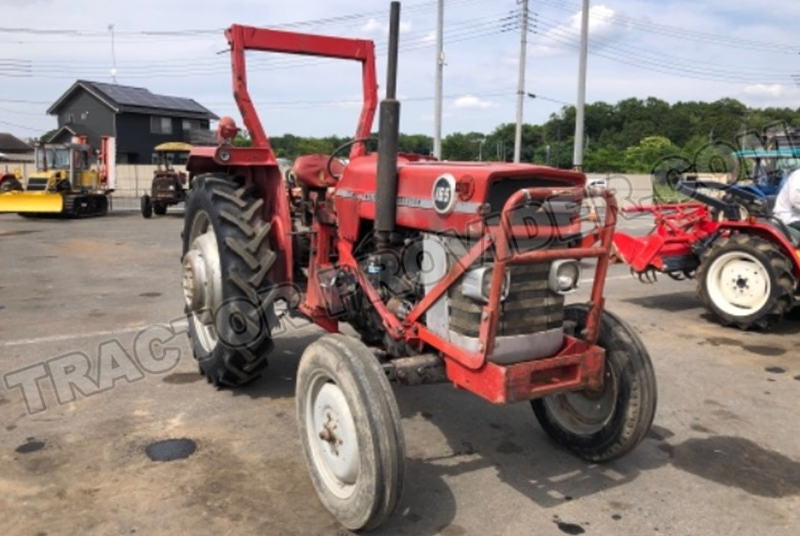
[0,132,33,153]
[48,80,218,120]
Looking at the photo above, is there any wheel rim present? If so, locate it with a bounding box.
[542,366,618,435]
[705,251,771,317]
[183,211,223,353]
[305,371,360,500]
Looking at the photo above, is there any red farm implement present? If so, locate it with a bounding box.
[613,180,800,330]
[179,3,657,530]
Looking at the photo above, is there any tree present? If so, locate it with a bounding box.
[584,145,625,172]
[442,131,487,161]
[624,136,679,173]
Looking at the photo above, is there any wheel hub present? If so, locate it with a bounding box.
[543,367,618,435]
[182,250,206,312]
[719,258,767,309]
[181,231,222,318]
[310,382,359,493]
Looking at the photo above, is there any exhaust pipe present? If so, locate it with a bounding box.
[375,1,401,249]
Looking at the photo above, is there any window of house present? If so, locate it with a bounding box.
[150,116,173,135]
[151,153,160,165]
[182,119,200,132]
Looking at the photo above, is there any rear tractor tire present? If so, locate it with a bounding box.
[531,304,657,462]
[697,233,796,330]
[141,195,153,219]
[181,174,278,387]
[296,334,405,531]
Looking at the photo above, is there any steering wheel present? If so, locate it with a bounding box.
[326,137,373,181]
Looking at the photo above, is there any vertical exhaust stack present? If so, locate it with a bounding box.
[375,1,402,249]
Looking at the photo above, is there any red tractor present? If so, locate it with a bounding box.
[181,3,656,530]
[613,179,799,329]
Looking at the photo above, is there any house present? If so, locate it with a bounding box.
[46,80,218,164]
[0,133,34,162]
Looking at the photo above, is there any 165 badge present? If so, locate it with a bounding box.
[432,173,457,215]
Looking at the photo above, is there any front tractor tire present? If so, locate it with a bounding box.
[181,174,278,387]
[532,305,657,462]
[296,335,405,531]
[697,234,796,330]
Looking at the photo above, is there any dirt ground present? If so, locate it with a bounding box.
[1,210,799,536]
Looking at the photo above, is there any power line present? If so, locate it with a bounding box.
[534,0,800,54]
[532,17,800,84]
[0,117,46,132]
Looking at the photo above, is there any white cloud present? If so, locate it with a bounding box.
[532,5,632,58]
[360,18,412,35]
[361,18,382,33]
[744,84,785,98]
[453,94,495,109]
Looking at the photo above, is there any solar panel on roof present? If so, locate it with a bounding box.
[87,81,211,115]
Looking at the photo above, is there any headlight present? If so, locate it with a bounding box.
[549,260,581,294]
[462,266,510,304]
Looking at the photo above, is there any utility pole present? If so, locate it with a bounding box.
[513,0,529,163]
[433,0,444,159]
[108,24,118,83]
[572,0,590,170]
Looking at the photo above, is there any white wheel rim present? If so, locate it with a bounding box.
[183,212,222,353]
[305,373,360,500]
[705,251,771,317]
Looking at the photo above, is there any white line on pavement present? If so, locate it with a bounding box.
[1,320,190,348]
[1,327,146,348]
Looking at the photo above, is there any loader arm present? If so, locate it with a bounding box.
[226,24,378,160]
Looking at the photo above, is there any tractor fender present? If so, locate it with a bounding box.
[717,221,800,280]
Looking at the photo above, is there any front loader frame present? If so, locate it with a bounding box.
[187,25,379,285]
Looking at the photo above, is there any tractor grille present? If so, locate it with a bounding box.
[448,262,564,338]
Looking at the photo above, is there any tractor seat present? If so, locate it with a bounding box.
[292,154,344,189]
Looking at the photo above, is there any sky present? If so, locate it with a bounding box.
[1,0,799,141]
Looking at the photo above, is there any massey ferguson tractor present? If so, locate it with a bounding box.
[181,4,657,530]
[140,142,192,218]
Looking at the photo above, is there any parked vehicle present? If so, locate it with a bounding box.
[614,179,799,330]
[0,136,115,217]
[141,142,192,218]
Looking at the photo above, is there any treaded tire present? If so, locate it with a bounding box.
[296,334,405,531]
[182,174,277,387]
[697,233,796,330]
[531,304,657,462]
[141,195,153,219]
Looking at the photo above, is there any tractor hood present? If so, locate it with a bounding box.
[334,153,586,237]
